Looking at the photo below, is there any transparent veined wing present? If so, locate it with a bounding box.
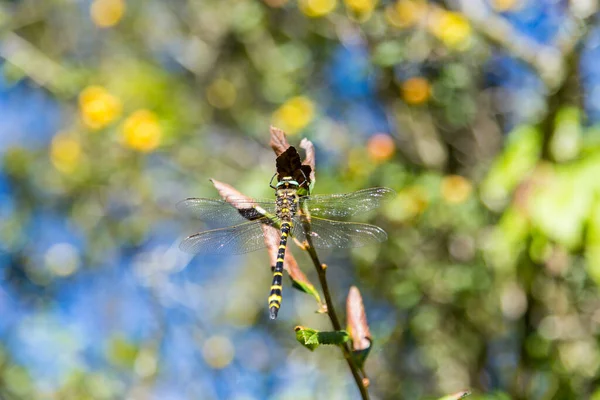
[177,197,278,226]
[180,217,277,255]
[300,187,395,219]
[291,216,387,249]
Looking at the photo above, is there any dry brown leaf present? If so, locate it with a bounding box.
[262,224,300,275]
[270,126,291,156]
[210,179,252,204]
[299,138,316,184]
[346,286,371,351]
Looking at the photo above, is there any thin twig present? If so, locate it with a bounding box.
[301,226,370,400]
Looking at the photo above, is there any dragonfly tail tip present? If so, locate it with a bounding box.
[269,307,279,320]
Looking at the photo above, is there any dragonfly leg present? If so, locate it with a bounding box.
[269,173,278,189]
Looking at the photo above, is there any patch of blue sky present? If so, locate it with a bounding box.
[580,27,600,123]
[9,311,86,390]
[0,70,62,152]
[27,209,86,254]
[48,261,159,373]
[327,43,375,100]
[0,279,27,335]
[322,42,391,157]
[500,0,565,45]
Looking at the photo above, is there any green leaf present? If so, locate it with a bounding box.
[317,330,350,345]
[291,279,322,304]
[480,125,541,210]
[529,164,594,250]
[294,326,350,351]
[285,252,322,305]
[437,390,471,400]
[107,335,139,368]
[550,106,581,162]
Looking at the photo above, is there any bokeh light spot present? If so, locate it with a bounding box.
[386,0,427,29]
[367,133,396,162]
[271,96,315,135]
[385,186,428,222]
[345,0,376,14]
[79,86,122,130]
[91,0,125,28]
[401,77,431,105]
[44,242,80,277]
[429,10,472,49]
[50,133,82,174]
[441,175,472,204]
[202,335,235,369]
[299,0,337,18]
[134,349,157,378]
[206,79,237,110]
[500,282,527,320]
[491,0,521,12]
[122,110,162,152]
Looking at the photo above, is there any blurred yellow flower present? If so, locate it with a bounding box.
[386,0,427,29]
[299,0,337,17]
[441,175,473,204]
[206,79,237,110]
[79,86,122,130]
[429,10,472,49]
[51,133,82,174]
[491,0,520,12]
[345,0,377,14]
[91,0,125,28]
[401,77,430,105]
[272,96,315,135]
[367,133,396,163]
[122,110,162,153]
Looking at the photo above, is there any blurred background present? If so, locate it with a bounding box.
[0,0,599,399]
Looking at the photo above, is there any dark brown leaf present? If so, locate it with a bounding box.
[275,146,312,189]
[347,286,371,351]
[270,126,290,156]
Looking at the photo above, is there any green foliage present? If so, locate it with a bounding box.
[290,277,322,305]
[295,327,350,351]
[107,335,139,369]
[351,343,372,370]
[437,391,471,400]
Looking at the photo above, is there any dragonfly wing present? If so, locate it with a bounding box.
[180,219,273,255]
[292,216,388,249]
[177,197,277,226]
[300,187,395,219]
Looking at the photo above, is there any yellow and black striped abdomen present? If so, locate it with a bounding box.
[268,221,291,319]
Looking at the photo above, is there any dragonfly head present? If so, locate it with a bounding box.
[276,177,299,190]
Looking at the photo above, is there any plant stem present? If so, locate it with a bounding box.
[303,239,370,400]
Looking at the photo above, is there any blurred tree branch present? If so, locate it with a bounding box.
[442,0,595,92]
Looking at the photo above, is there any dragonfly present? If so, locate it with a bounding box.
[178,177,394,319]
